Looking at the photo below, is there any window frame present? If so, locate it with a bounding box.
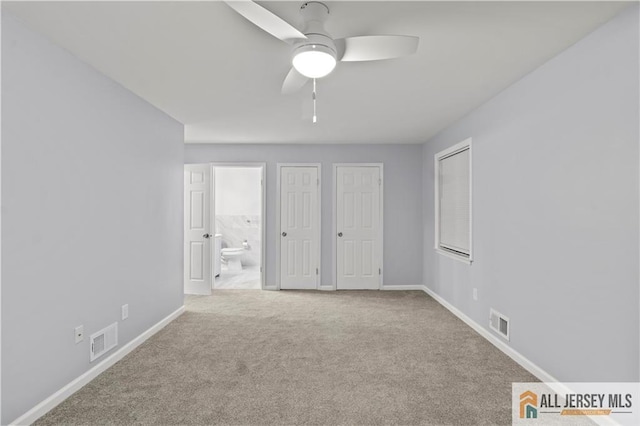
[434,138,473,264]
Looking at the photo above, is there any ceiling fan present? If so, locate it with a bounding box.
[225,1,420,95]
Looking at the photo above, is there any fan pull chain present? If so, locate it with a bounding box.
[312,78,317,124]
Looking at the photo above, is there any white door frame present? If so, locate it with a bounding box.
[332,163,384,290]
[210,162,266,290]
[276,163,322,290]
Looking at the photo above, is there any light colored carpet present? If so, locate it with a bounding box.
[35,290,537,425]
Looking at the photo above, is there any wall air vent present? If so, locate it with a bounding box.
[90,322,118,362]
[489,309,510,341]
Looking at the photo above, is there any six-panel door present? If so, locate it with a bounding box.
[336,166,382,290]
[280,166,320,289]
[184,165,212,295]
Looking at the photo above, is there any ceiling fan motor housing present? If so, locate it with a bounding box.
[292,33,336,60]
[292,1,337,74]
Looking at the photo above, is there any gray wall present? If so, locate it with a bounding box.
[422,5,639,382]
[1,12,184,423]
[185,144,423,288]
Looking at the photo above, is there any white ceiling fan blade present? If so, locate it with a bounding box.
[225,1,307,44]
[281,67,310,95]
[337,35,419,62]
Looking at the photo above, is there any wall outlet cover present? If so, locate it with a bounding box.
[122,304,129,320]
[75,325,84,344]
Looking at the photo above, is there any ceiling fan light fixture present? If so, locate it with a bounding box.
[292,44,336,79]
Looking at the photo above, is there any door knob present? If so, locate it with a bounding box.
[282,232,287,237]
[338,232,343,237]
[203,233,211,239]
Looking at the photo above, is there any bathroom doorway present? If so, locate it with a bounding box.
[212,163,265,290]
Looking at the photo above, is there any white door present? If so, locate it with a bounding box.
[336,165,382,290]
[279,166,320,289]
[184,165,212,295]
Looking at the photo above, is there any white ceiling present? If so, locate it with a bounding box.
[4,1,630,144]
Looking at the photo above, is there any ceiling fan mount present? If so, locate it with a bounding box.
[299,1,330,25]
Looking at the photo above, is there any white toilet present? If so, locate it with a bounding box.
[221,247,244,272]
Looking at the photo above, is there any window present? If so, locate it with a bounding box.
[435,138,472,263]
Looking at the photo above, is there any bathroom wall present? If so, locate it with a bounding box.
[185,144,423,288]
[422,4,639,382]
[2,11,184,423]
[214,167,262,266]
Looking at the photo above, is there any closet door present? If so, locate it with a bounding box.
[279,165,320,290]
[336,165,382,290]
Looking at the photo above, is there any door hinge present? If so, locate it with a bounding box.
[316,268,319,275]
[379,268,381,275]
[317,178,320,186]
[261,179,263,186]
[378,178,382,186]
[260,267,263,273]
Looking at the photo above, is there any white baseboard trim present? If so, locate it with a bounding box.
[380,285,425,291]
[420,287,622,426]
[420,285,559,383]
[10,305,186,426]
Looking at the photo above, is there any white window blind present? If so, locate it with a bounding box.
[438,146,470,257]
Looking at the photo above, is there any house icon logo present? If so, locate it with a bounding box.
[520,390,538,419]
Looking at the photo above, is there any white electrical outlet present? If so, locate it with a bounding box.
[122,304,129,320]
[473,288,478,301]
[75,325,84,344]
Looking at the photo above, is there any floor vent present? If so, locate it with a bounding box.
[489,309,510,341]
[90,322,118,362]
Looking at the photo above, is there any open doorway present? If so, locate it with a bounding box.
[212,164,265,290]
